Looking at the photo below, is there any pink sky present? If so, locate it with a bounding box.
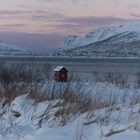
[0,0,140,48]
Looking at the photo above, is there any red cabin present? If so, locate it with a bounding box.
[54,66,68,82]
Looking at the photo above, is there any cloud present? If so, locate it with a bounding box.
[63,16,127,25]
[0,24,26,28]
[30,10,65,21]
[0,24,27,31]
[0,9,65,21]
[0,8,131,35]
[52,16,130,34]
[37,0,66,1]
[129,13,140,18]
[35,0,86,6]
[128,4,140,9]
[36,0,83,2]
[30,10,129,28]
[0,10,32,18]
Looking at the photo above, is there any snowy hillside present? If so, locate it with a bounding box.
[57,22,140,57]
[0,81,140,140]
[0,42,34,55]
[64,22,140,49]
[0,62,139,140]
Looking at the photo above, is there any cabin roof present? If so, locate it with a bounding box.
[54,66,67,72]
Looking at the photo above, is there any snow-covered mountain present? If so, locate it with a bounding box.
[0,42,35,55]
[58,22,140,57]
[64,22,140,49]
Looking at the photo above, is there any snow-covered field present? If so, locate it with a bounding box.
[0,80,140,140]
[0,63,139,140]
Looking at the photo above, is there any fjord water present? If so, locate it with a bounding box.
[1,56,140,81]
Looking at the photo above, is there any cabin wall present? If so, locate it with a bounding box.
[59,70,67,82]
[54,67,68,82]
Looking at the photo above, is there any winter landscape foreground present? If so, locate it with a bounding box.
[1,22,140,139]
[0,63,139,140]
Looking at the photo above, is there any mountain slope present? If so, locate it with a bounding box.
[58,22,140,57]
[64,22,140,49]
[0,42,34,55]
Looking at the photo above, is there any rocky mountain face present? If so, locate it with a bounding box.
[57,22,140,57]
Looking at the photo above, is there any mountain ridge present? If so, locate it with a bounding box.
[63,22,140,49]
[55,22,140,57]
[0,42,34,55]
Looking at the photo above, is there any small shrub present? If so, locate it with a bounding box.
[104,71,128,88]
